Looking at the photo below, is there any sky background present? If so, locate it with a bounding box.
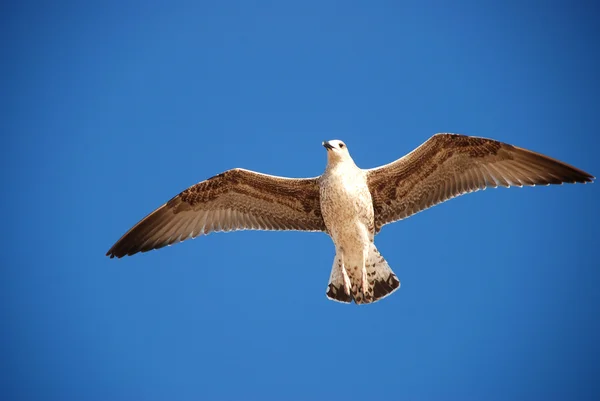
[2,1,599,400]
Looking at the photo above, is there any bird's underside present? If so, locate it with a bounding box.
[107,133,593,304]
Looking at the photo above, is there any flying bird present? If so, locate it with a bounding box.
[107,134,593,304]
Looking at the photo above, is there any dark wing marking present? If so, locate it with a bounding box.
[367,133,594,232]
[107,168,325,258]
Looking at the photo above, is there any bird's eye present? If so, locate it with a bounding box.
[339,143,345,148]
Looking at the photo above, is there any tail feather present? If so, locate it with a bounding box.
[326,243,400,305]
[326,255,352,303]
[356,243,400,304]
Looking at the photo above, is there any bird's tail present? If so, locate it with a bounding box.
[326,243,400,305]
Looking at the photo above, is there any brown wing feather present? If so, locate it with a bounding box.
[107,168,325,258]
[367,133,594,232]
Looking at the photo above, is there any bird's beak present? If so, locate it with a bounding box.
[322,141,334,150]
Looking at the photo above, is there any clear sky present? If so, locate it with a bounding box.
[2,1,599,400]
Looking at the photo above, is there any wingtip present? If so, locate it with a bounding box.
[106,247,125,259]
[573,171,594,184]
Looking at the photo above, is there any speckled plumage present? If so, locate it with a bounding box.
[319,143,399,304]
[107,134,593,305]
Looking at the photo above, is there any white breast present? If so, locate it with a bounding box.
[319,166,374,246]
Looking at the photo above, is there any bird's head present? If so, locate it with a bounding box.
[322,140,352,165]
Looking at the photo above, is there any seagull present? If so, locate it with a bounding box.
[107,134,593,304]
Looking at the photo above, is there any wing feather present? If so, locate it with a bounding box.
[107,168,325,258]
[367,133,593,232]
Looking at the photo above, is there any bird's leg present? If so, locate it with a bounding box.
[338,252,351,296]
[361,248,369,295]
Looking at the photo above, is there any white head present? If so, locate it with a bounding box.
[322,139,353,165]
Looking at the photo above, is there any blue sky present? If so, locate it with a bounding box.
[2,1,599,400]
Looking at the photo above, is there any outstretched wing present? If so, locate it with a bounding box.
[367,133,593,232]
[107,168,325,258]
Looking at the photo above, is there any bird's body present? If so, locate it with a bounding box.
[107,134,593,304]
[320,156,373,255]
[319,143,399,303]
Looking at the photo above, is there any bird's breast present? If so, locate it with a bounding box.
[319,172,374,242]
